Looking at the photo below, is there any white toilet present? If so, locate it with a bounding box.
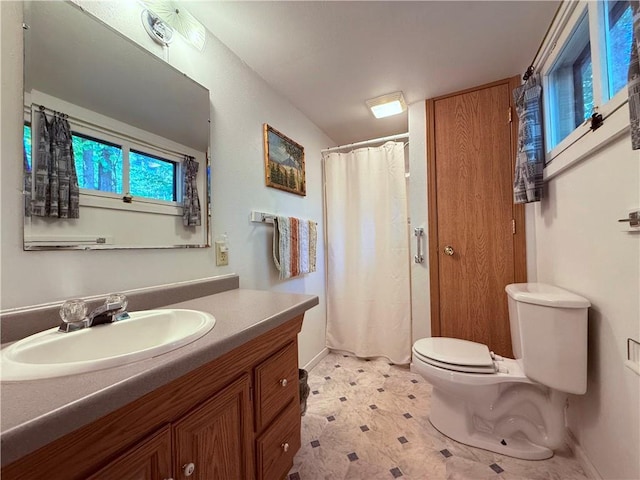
[411,283,590,460]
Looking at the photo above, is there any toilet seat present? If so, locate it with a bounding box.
[413,337,496,374]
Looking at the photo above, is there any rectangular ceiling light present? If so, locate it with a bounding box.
[366,92,407,119]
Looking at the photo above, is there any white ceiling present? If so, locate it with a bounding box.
[185,1,559,146]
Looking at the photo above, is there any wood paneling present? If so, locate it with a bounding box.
[2,315,303,480]
[255,342,298,432]
[427,77,526,357]
[509,75,528,284]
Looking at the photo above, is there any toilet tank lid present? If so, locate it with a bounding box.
[505,283,590,308]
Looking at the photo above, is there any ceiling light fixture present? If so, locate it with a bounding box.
[366,91,407,119]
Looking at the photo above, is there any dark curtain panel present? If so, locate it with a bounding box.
[513,74,544,204]
[31,109,80,218]
[182,155,201,227]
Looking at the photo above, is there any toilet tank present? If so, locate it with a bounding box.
[506,283,590,395]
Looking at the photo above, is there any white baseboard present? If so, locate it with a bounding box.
[303,347,329,371]
[565,429,602,480]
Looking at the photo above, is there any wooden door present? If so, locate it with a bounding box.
[427,77,526,358]
[173,374,253,480]
[86,426,172,480]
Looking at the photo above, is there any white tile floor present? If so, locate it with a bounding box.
[288,352,589,480]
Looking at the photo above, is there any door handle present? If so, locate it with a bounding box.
[443,246,454,256]
[414,227,424,263]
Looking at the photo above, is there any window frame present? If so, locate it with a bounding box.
[25,103,190,217]
[540,0,632,166]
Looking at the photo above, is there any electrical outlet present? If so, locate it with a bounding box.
[215,241,228,266]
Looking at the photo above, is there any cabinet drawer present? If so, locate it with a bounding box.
[256,400,301,480]
[255,341,298,432]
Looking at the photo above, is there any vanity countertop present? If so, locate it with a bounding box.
[0,288,318,467]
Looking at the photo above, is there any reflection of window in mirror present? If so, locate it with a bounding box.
[129,150,178,202]
[22,1,211,250]
[71,133,123,194]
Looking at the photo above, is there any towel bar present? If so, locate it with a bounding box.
[250,211,276,224]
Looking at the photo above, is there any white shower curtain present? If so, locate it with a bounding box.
[324,141,411,364]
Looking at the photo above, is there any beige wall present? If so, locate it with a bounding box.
[533,119,639,479]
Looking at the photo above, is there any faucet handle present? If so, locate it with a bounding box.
[59,299,87,324]
[105,293,128,312]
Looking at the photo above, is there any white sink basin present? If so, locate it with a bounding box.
[1,309,215,381]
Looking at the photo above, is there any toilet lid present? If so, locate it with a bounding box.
[413,337,496,374]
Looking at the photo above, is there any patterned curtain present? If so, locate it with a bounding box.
[513,74,544,204]
[182,155,201,227]
[23,144,32,217]
[31,108,80,218]
[629,0,640,150]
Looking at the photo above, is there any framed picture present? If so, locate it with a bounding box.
[263,124,306,196]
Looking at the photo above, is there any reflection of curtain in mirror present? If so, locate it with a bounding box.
[31,108,80,218]
[629,0,640,149]
[183,155,201,227]
[23,144,32,218]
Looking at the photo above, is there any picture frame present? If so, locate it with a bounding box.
[263,124,306,196]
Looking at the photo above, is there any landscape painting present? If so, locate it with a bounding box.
[263,124,306,196]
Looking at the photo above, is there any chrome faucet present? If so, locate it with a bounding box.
[58,294,129,333]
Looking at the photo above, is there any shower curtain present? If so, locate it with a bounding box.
[324,141,411,364]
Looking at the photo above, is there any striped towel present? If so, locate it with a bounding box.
[273,216,317,279]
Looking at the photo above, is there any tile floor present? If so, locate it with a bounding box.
[288,352,589,480]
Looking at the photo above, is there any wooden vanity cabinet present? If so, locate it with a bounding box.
[172,374,253,480]
[1,315,304,480]
[86,426,173,480]
[254,341,301,480]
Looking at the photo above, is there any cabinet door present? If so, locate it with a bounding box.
[256,400,301,480]
[87,426,172,480]
[173,374,253,480]
[255,341,298,432]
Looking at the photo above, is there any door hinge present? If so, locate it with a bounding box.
[512,219,516,234]
[508,107,512,123]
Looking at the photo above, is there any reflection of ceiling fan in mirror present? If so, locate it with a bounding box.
[142,1,206,51]
[141,9,174,46]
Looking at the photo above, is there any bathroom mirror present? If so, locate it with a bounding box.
[23,1,211,250]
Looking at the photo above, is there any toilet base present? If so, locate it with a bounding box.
[430,387,554,460]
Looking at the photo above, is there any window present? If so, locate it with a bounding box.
[547,11,592,150]
[24,126,182,205]
[129,150,177,201]
[603,0,634,99]
[543,0,634,158]
[72,133,123,194]
[23,124,32,170]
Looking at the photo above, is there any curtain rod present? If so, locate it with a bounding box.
[321,132,409,153]
[32,103,192,161]
[522,2,563,81]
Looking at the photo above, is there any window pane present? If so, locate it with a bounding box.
[23,124,32,170]
[573,45,594,123]
[604,1,633,98]
[129,150,176,201]
[72,133,123,193]
[547,11,592,149]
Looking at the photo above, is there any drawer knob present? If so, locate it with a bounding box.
[183,462,196,476]
[280,378,288,387]
[282,442,290,452]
